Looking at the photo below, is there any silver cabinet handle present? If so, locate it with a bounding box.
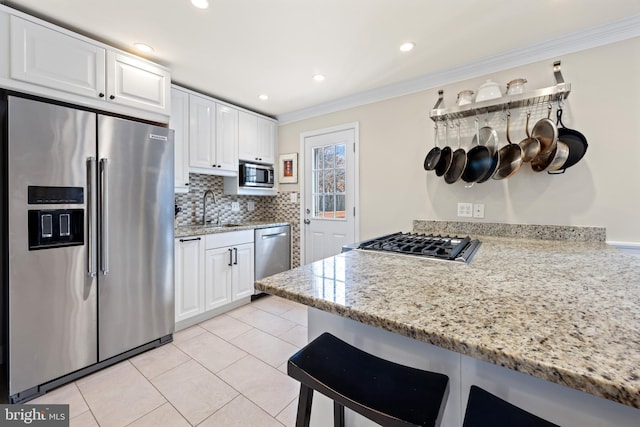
[228,248,233,266]
[100,158,109,275]
[87,157,97,277]
[233,247,238,265]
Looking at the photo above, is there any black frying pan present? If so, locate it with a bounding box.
[463,118,493,183]
[435,122,453,177]
[549,108,588,174]
[424,124,441,171]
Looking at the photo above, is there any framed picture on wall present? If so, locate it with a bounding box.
[279,153,298,184]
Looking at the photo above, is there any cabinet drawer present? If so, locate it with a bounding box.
[205,230,254,249]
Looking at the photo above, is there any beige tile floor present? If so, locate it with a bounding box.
[31,295,308,427]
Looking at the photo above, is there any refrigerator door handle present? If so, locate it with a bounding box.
[100,158,109,275]
[87,157,97,277]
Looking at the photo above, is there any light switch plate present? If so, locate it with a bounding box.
[457,202,473,218]
[247,201,255,212]
[290,193,298,203]
[231,202,240,212]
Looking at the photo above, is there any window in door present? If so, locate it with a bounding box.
[312,144,346,220]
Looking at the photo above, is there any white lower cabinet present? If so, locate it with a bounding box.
[174,236,205,323]
[175,231,254,329]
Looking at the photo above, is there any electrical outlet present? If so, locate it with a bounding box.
[457,202,473,218]
[473,203,485,218]
[247,201,255,212]
[231,202,240,212]
[290,192,298,203]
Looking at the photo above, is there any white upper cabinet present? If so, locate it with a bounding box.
[187,92,238,176]
[189,94,216,171]
[4,11,170,122]
[170,87,190,193]
[10,15,106,99]
[239,111,277,165]
[215,103,239,172]
[257,117,276,165]
[238,111,258,161]
[106,51,170,115]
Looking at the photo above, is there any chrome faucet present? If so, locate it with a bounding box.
[202,190,219,225]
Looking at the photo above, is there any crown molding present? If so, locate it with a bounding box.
[277,13,640,125]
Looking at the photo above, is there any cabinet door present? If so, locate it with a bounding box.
[175,237,204,323]
[10,15,106,99]
[238,111,258,162]
[105,50,170,115]
[215,104,238,173]
[257,117,276,164]
[189,94,216,170]
[170,87,190,192]
[232,243,255,300]
[204,247,232,311]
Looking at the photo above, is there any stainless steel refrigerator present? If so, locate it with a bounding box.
[0,93,175,403]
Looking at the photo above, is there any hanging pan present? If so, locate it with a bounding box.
[548,107,588,174]
[424,123,441,171]
[494,111,524,179]
[462,117,492,183]
[435,120,453,177]
[444,122,467,184]
[531,104,558,158]
[518,112,540,162]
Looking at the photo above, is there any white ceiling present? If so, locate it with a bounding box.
[3,0,640,119]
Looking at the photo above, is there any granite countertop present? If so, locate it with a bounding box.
[175,221,290,238]
[255,224,640,409]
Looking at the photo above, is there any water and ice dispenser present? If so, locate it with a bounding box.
[27,186,84,250]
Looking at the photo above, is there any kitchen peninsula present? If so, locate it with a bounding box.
[255,222,640,427]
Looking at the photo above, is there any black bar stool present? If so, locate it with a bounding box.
[463,385,560,427]
[287,332,450,427]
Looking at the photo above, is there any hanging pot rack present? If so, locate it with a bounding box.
[429,61,571,122]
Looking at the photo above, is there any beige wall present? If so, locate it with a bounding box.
[278,37,640,243]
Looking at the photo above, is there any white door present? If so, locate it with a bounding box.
[302,123,359,264]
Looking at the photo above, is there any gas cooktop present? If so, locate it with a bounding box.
[342,232,481,263]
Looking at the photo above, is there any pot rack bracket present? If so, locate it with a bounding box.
[429,61,571,122]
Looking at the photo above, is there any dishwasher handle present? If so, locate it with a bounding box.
[261,232,287,240]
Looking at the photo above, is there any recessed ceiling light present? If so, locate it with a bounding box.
[399,42,415,52]
[313,74,326,82]
[134,43,154,53]
[258,94,269,101]
[191,0,209,9]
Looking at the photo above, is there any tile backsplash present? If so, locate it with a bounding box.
[174,173,301,267]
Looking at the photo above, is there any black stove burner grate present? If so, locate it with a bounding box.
[357,232,480,263]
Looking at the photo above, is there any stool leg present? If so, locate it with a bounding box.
[296,384,314,427]
[333,401,345,427]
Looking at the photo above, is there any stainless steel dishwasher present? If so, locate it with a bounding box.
[254,225,291,295]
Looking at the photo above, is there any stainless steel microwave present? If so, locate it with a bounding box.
[239,162,274,188]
